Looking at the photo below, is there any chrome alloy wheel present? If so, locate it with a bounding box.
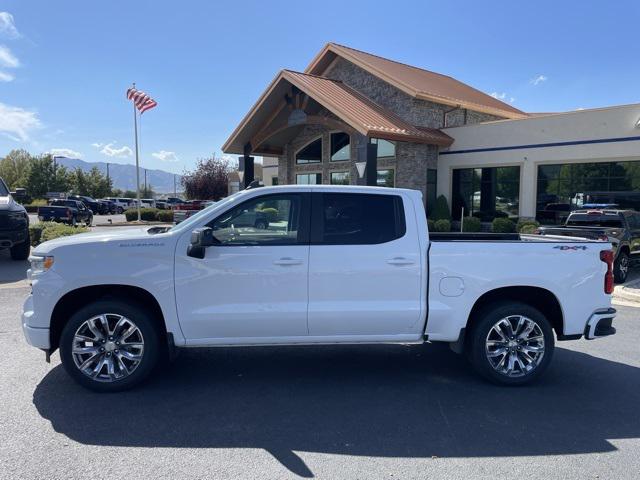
[71,314,145,382]
[485,315,545,378]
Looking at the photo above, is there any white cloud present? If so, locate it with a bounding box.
[0,12,20,39]
[97,142,133,158]
[0,45,18,68]
[489,92,515,103]
[0,102,41,141]
[48,148,82,158]
[91,142,103,148]
[151,150,179,162]
[530,74,548,86]
[0,70,13,82]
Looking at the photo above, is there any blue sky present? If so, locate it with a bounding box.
[0,0,638,174]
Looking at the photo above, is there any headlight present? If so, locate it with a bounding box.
[29,255,54,274]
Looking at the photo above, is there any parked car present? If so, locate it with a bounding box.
[97,199,117,215]
[38,199,93,226]
[165,197,185,205]
[536,203,571,225]
[172,200,208,224]
[68,195,101,215]
[155,200,168,210]
[104,197,132,214]
[23,185,617,392]
[536,209,640,283]
[0,177,30,260]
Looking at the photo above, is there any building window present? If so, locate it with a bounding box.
[330,171,350,185]
[377,169,395,187]
[296,138,322,164]
[371,138,396,158]
[426,169,437,216]
[452,166,520,221]
[296,173,322,184]
[330,132,350,161]
[536,160,640,224]
[272,176,279,186]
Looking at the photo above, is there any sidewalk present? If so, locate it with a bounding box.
[613,270,640,305]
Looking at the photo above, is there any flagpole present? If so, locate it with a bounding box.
[132,82,141,222]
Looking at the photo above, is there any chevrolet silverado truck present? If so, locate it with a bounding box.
[536,209,640,283]
[0,177,30,260]
[22,185,617,392]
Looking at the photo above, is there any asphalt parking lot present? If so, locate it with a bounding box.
[0,255,639,479]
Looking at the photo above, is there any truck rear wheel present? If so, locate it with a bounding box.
[59,299,161,392]
[468,302,554,386]
[614,251,629,283]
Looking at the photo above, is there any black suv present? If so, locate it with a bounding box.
[0,177,30,260]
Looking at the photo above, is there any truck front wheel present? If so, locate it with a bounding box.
[468,302,554,386]
[59,300,161,392]
[9,230,30,260]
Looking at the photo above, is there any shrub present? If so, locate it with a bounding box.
[29,224,43,246]
[259,207,279,222]
[461,216,481,232]
[434,219,451,232]
[517,219,540,233]
[431,195,451,221]
[427,218,435,232]
[492,217,516,233]
[125,208,159,222]
[156,210,174,223]
[519,224,538,234]
[30,222,89,246]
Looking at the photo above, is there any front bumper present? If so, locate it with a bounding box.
[584,308,617,340]
[0,228,27,248]
[22,294,50,349]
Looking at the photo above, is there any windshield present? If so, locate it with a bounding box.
[0,179,8,196]
[168,190,247,233]
[566,215,623,228]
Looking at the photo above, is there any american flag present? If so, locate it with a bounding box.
[126,87,157,114]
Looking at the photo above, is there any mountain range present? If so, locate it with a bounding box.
[56,157,182,194]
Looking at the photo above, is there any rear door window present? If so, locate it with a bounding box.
[312,193,405,245]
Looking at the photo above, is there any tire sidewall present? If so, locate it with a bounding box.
[614,251,629,283]
[469,302,555,386]
[10,229,30,260]
[59,300,161,392]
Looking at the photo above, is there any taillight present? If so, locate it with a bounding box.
[600,250,614,294]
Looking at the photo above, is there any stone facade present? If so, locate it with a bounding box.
[276,56,505,205]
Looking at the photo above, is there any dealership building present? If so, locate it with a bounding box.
[223,43,640,222]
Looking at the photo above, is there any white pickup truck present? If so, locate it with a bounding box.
[22,185,617,391]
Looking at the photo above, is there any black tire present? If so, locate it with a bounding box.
[71,216,77,227]
[9,230,30,260]
[59,299,162,392]
[614,251,629,283]
[467,301,554,386]
[85,215,93,227]
[254,219,269,229]
[117,207,124,214]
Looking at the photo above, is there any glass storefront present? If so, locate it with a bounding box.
[536,161,640,224]
[451,166,520,221]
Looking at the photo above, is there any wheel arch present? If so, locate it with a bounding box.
[466,286,564,339]
[50,284,168,352]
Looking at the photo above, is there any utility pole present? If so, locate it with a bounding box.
[132,82,141,222]
[144,168,147,195]
[173,174,176,197]
[106,162,110,183]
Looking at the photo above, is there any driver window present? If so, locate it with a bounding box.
[209,194,301,246]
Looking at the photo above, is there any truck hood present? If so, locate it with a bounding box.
[33,227,169,255]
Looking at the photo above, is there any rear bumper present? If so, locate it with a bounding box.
[584,307,617,340]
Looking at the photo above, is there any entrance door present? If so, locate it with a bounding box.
[174,192,311,341]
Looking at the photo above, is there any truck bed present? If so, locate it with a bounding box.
[429,232,602,242]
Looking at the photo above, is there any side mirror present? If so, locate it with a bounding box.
[187,227,216,259]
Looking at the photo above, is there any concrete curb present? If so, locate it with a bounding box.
[613,279,640,304]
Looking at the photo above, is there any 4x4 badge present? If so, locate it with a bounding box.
[553,245,588,250]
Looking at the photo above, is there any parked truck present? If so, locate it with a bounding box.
[0,177,30,260]
[22,185,617,392]
[37,199,93,226]
[536,209,640,283]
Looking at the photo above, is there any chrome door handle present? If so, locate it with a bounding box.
[386,257,414,266]
[273,257,303,266]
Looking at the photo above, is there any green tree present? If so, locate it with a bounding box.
[0,149,32,190]
[26,154,70,198]
[182,155,232,200]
